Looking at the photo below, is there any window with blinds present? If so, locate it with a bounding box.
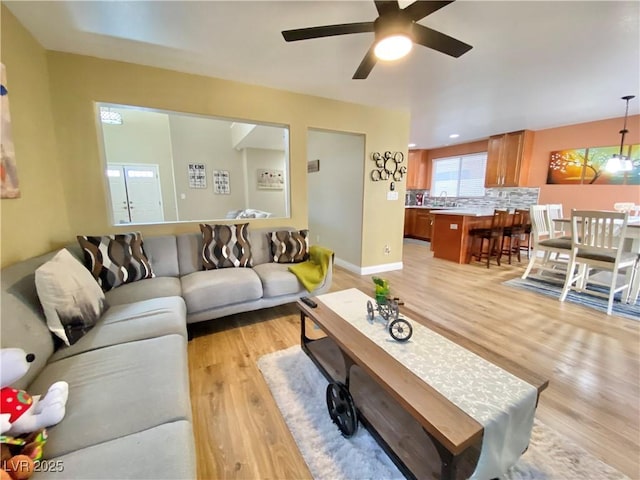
[431,153,487,197]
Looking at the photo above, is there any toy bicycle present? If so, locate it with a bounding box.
[366,296,413,342]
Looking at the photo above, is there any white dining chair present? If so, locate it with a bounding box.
[547,203,568,238]
[559,210,636,315]
[613,202,635,213]
[521,205,572,281]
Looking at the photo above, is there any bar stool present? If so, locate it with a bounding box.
[469,209,509,268]
[501,209,527,264]
[518,209,532,259]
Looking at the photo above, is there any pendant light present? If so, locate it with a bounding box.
[605,95,635,173]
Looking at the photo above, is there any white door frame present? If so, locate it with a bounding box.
[107,162,165,224]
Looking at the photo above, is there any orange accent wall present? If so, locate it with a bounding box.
[529,115,640,211]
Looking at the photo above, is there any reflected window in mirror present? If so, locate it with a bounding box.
[96,103,290,225]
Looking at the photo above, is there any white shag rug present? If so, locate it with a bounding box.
[258,345,629,480]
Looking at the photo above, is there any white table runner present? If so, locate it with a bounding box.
[317,288,538,480]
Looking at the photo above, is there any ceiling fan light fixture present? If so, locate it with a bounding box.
[282,0,471,79]
[374,34,413,61]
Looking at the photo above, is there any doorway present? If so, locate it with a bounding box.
[307,129,365,270]
[107,163,165,224]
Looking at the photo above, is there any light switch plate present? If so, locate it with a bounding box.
[387,191,399,201]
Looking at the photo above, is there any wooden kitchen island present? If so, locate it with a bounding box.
[430,209,496,264]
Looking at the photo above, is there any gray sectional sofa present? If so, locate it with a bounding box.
[0,226,332,478]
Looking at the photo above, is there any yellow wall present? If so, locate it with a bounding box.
[1,9,410,269]
[0,6,72,267]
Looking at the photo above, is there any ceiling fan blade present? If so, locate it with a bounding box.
[403,1,455,21]
[374,1,400,16]
[282,22,374,42]
[353,46,377,79]
[411,24,472,57]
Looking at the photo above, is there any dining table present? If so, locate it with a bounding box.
[553,216,640,304]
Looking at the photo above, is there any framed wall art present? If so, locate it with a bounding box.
[257,169,284,190]
[188,163,207,189]
[1,63,20,199]
[307,159,320,173]
[213,169,230,194]
[547,144,639,185]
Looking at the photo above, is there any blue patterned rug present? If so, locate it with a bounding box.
[503,276,639,321]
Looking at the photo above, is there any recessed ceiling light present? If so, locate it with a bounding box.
[408,143,416,148]
[449,134,460,139]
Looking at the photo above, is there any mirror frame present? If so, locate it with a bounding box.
[95,102,291,226]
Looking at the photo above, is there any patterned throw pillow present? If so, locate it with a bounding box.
[35,249,109,346]
[200,223,253,269]
[268,230,309,263]
[77,232,155,292]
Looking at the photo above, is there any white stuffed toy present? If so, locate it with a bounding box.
[0,348,68,435]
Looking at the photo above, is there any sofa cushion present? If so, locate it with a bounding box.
[268,230,309,263]
[200,223,253,269]
[49,296,187,362]
[104,277,182,307]
[28,334,191,459]
[77,232,155,291]
[180,268,262,313]
[253,263,304,298]
[0,251,57,390]
[176,233,202,276]
[176,229,280,273]
[35,249,109,346]
[44,420,195,479]
[246,226,301,266]
[140,235,180,277]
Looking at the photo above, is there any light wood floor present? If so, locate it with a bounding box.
[188,242,640,479]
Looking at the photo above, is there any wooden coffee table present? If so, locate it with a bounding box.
[297,289,549,480]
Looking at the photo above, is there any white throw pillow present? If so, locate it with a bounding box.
[35,249,108,346]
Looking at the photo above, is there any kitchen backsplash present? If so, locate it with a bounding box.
[406,187,540,210]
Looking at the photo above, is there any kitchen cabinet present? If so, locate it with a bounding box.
[407,150,430,190]
[414,209,432,240]
[485,130,534,187]
[404,208,433,241]
[404,208,414,237]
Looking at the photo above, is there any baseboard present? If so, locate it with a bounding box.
[361,262,403,275]
[333,258,361,274]
[334,257,403,276]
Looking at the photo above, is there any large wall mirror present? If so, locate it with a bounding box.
[96,103,290,225]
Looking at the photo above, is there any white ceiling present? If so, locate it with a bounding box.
[6,0,640,149]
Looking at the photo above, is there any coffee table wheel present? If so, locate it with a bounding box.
[366,300,374,321]
[326,382,358,438]
[389,318,413,342]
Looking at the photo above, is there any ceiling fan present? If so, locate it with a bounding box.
[282,0,472,80]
